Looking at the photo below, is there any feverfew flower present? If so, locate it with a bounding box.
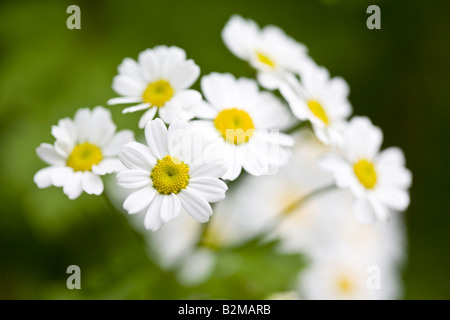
[299,250,402,300]
[193,72,294,181]
[319,117,412,224]
[222,15,310,90]
[280,60,352,146]
[34,107,134,199]
[108,46,201,128]
[117,119,228,231]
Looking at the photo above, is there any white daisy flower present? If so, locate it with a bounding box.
[280,59,352,146]
[299,250,402,300]
[318,116,412,224]
[193,72,294,181]
[108,46,202,128]
[222,15,310,90]
[116,118,228,231]
[34,107,134,199]
[332,192,407,269]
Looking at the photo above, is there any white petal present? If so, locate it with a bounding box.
[378,164,412,189]
[159,194,181,224]
[241,147,266,177]
[257,71,283,90]
[112,75,146,97]
[312,125,330,145]
[81,171,104,195]
[169,60,200,90]
[167,119,190,158]
[279,79,309,120]
[189,163,227,179]
[171,90,202,107]
[318,154,353,189]
[178,189,212,223]
[63,171,83,200]
[376,147,406,167]
[118,57,143,81]
[345,116,383,161]
[36,143,65,166]
[193,101,217,119]
[222,148,243,181]
[122,103,151,114]
[158,102,181,123]
[157,46,188,78]
[377,187,410,211]
[201,72,238,109]
[187,177,227,203]
[34,167,56,188]
[51,118,76,148]
[138,107,158,129]
[144,118,168,159]
[368,194,389,222]
[107,96,143,105]
[50,167,74,187]
[119,141,156,170]
[92,158,124,175]
[116,170,151,189]
[257,131,295,147]
[353,197,376,225]
[221,15,258,60]
[90,106,116,147]
[74,108,91,142]
[102,130,135,157]
[123,186,156,214]
[138,49,160,82]
[376,148,411,188]
[54,140,72,158]
[144,194,164,231]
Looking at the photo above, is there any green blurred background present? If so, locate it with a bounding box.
[0,0,449,299]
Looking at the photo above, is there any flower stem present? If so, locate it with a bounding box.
[100,192,146,247]
[283,121,309,134]
[280,183,336,215]
[242,183,336,246]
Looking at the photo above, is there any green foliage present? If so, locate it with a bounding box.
[192,239,305,299]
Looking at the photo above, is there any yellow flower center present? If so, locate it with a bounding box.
[142,79,174,107]
[151,155,190,195]
[353,159,377,189]
[256,52,275,68]
[336,275,353,294]
[214,108,255,145]
[307,100,329,125]
[66,143,103,172]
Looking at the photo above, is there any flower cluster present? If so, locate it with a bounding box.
[33,15,412,299]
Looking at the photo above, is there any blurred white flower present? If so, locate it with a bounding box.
[281,188,406,299]
[299,249,402,300]
[146,208,217,286]
[116,119,228,231]
[280,60,352,146]
[206,129,333,248]
[108,46,201,128]
[324,191,407,268]
[222,15,310,90]
[319,116,412,224]
[176,247,216,287]
[149,210,203,269]
[34,107,134,199]
[193,72,294,181]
